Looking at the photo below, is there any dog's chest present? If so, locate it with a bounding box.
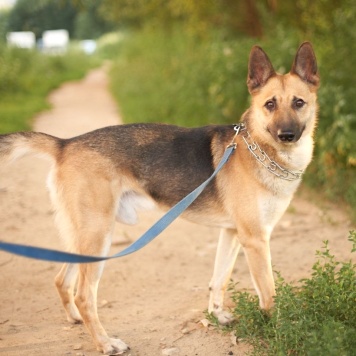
[258,188,294,227]
[260,168,300,195]
[255,140,312,195]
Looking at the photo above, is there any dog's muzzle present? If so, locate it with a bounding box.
[277,130,297,143]
[272,124,305,144]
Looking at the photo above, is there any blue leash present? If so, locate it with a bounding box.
[0,145,236,263]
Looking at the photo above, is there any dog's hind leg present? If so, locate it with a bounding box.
[70,211,129,354]
[55,263,82,324]
[68,212,129,354]
[50,163,129,354]
[75,259,129,354]
[208,228,240,325]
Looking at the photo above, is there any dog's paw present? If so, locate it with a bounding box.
[212,309,235,326]
[65,307,83,324]
[101,338,130,355]
[67,315,83,324]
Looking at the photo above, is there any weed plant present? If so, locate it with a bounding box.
[213,231,356,355]
[0,44,96,133]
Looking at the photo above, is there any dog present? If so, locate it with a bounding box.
[0,42,319,354]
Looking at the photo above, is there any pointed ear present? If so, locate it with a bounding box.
[291,42,319,87]
[247,46,276,93]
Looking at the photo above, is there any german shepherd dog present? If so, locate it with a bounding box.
[0,42,319,354]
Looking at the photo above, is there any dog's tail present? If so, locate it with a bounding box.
[0,132,61,165]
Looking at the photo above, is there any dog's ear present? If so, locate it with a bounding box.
[247,46,276,93]
[291,42,319,87]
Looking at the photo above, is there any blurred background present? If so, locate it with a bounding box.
[0,0,355,217]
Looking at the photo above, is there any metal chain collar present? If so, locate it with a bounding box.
[233,123,304,181]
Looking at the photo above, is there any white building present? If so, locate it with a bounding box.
[42,29,69,54]
[6,31,36,49]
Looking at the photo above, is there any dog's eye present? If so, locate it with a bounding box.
[265,100,276,111]
[294,99,305,109]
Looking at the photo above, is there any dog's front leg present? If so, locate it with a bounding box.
[209,228,240,325]
[238,228,275,310]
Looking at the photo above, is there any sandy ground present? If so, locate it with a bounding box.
[0,68,354,356]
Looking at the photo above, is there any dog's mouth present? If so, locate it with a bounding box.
[268,125,305,144]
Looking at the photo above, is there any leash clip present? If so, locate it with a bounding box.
[234,122,246,135]
[227,122,246,149]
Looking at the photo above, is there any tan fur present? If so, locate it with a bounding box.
[0,42,319,354]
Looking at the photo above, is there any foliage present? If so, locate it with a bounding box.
[94,31,125,60]
[73,3,115,39]
[212,231,356,355]
[4,0,114,40]
[108,28,255,126]
[0,10,10,40]
[0,45,95,133]
[6,0,77,39]
[100,0,267,37]
[107,25,303,125]
[299,0,356,214]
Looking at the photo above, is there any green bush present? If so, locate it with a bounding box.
[217,231,356,355]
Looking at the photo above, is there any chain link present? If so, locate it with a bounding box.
[239,126,304,181]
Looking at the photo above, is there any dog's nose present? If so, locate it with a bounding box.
[277,131,296,142]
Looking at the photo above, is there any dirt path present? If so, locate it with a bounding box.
[0,68,354,356]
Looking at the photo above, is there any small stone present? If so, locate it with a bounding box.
[230,331,237,346]
[101,299,109,306]
[73,344,82,350]
[199,318,211,327]
[162,347,180,355]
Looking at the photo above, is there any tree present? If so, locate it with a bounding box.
[6,0,114,40]
[99,0,266,37]
[74,2,115,39]
[6,0,77,39]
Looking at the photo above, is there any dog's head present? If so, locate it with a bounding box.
[247,42,319,145]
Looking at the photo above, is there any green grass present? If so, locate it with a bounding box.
[0,94,50,132]
[107,28,257,126]
[209,231,356,355]
[0,45,97,134]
